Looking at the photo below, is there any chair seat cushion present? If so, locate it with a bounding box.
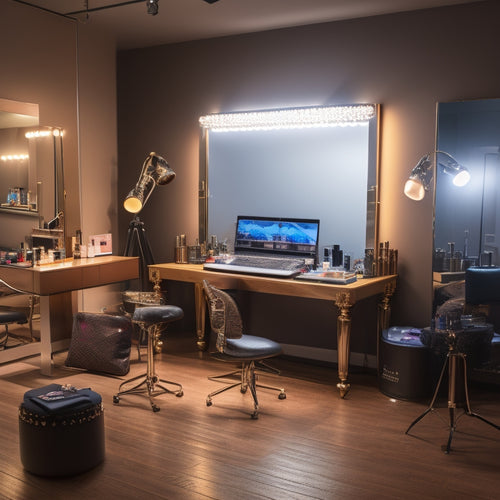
[132,305,184,326]
[223,334,282,360]
[0,310,27,324]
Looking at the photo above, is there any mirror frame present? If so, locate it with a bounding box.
[0,98,65,245]
[198,104,381,262]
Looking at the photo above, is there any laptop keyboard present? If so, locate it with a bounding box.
[203,255,306,277]
[227,255,305,271]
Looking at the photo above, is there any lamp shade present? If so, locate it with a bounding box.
[123,152,175,214]
[404,151,470,201]
[404,178,426,201]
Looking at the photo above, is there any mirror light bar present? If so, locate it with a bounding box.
[199,104,376,132]
[25,128,63,139]
[1,154,29,161]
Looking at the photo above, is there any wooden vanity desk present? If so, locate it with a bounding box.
[0,255,139,375]
[149,263,397,397]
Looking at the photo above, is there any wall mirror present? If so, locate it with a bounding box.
[433,98,500,323]
[0,98,64,249]
[435,98,500,276]
[199,104,380,267]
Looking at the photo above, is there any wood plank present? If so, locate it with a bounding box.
[0,331,499,499]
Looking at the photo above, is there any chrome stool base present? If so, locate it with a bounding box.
[113,307,184,412]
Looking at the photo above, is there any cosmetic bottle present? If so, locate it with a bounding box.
[332,245,343,267]
[322,247,331,270]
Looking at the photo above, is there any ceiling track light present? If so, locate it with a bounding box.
[146,0,159,16]
[63,0,159,17]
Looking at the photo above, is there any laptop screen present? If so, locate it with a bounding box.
[234,216,320,260]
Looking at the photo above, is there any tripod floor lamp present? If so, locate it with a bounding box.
[123,152,176,290]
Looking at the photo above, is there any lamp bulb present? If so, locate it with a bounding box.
[404,178,425,201]
[124,196,143,214]
[453,169,471,187]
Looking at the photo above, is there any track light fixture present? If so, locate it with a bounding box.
[146,0,159,15]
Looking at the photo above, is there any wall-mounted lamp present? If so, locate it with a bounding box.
[124,152,175,214]
[404,150,471,201]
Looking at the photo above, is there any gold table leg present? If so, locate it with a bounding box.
[194,282,207,350]
[377,282,396,373]
[335,292,353,398]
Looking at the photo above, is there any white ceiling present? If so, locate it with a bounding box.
[16,0,481,50]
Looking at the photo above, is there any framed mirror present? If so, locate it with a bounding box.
[0,98,64,248]
[199,104,380,267]
[435,98,500,279]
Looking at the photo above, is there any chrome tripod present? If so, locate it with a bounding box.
[405,330,500,453]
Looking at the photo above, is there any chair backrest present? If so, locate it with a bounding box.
[0,278,30,297]
[202,280,243,352]
[465,267,500,304]
[465,267,500,332]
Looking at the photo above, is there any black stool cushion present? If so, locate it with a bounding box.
[132,305,184,326]
[0,310,27,324]
[19,384,105,477]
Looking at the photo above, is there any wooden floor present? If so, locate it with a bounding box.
[1,328,500,500]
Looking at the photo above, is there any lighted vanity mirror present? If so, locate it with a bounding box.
[199,104,380,266]
[0,98,64,248]
[435,98,500,277]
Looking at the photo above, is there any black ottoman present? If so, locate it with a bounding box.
[19,384,105,477]
[379,327,432,401]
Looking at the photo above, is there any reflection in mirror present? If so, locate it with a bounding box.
[435,99,500,278]
[0,98,64,250]
[199,104,380,267]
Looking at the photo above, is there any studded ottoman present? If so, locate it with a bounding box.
[19,384,105,477]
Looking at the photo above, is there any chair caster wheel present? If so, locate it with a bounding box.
[152,404,160,412]
[278,392,286,400]
[113,395,120,404]
[250,411,259,419]
[176,390,184,397]
[240,387,248,394]
[206,399,212,407]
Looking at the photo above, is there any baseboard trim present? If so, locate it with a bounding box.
[281,343,377,370]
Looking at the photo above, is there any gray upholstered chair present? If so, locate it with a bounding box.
[202,280,286,419]
[0,278,38,348]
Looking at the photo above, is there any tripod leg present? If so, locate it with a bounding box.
[406,353,449,434]
[461,352,500,431]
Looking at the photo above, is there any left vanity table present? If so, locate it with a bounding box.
[0,255,139,375]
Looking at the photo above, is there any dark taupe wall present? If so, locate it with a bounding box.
[0,1,79,247]
[1,2,119,313]
[117,1,500,351]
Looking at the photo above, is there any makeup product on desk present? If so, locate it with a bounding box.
[332,244,343,267]
[364,248,374,277]
[175,234,188,263]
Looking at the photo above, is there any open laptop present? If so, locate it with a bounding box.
[203,215,320,278]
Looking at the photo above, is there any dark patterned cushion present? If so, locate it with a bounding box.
[65,312,132,376]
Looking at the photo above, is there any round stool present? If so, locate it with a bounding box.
[19,384,105,477]
[113,305,184,412]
